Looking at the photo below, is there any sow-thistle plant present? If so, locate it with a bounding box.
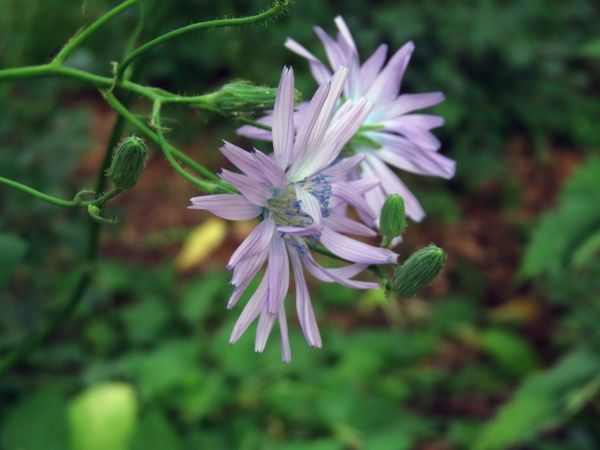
[238,16,456,223]
[0,0,449,372]
[190,67,398,361]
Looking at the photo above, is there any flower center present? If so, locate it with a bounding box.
[263,174,333,254]
[266,174,332,227]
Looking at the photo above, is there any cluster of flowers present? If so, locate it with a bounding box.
[190,17,455,362]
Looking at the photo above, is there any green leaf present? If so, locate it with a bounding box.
[571,228,600,269]
[179,271,229,323]
[521,156,600,278]
[119,340,200,400]
[130,409,183,450]
[68,382,138,450]
[0,389,69,450]
[0,232,28,289]
[480,328,541,376]
[119,296,171,344]
[580,39,600,58]
[474,350,600,450]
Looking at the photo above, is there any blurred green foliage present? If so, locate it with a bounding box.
[1,0,600,449]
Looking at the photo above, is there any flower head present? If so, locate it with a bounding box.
[238,16,456,223]
[190,66,397,362]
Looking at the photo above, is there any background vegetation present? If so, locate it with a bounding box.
[1,0,599,448]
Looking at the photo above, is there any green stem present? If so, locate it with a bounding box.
[237,117,272,131]
[0,189,104,379]
[52,0,141,65]
[93,187,125,206]
[0,266,94,378]
[100,89,228,187]
[0,64,158,99]
[118,1,289,77]
[152,101,228,194]
[0,176,94,208]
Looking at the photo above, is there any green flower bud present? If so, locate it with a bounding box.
[392,245,446,297]
[214,81,301,117]
[107,136,147,189]
[380,194,406,248]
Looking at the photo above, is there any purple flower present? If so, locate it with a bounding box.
[238,16,455,223]
[189,67,398,362]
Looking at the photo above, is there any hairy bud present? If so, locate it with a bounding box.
[380,194,406,248]
[107,136,147,189]
[392,245,446,297]
[215,81,301,117]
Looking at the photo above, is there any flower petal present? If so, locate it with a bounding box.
[302,252,380,289]
[324,213,377,237]
[230,275,268,345]
[295,184,323,231]
[228,250,269,309]
[220,169,271,207]
[267,235,289,314]
[324,153,365,180]
[314,26,347,70]
[287,66,350,180]
[359,43,388,93]
[255,306,277,354]
[220,141,265,182]
[291,96,372,179]
[292,83,330,163]
[236,114,274,140]
[374,135,456,178]
[386,92,445,117]
[278,306,291,362]
[320,227,398,264]
[188,194,260,220]
[227,218,275,269]
[362,154,425,222]
[330,179,377,219]
[366,41,415,105]
[288,244,322,348]
[253,150,286,189]
[272,67,295,169]
[285,38,332,85]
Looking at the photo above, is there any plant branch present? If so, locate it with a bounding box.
[237,117,273,131]
[0,176,94,208]
[52,0,142,65]
[117,1,289,77]
[100,90,232,190]
[151,101,230,194]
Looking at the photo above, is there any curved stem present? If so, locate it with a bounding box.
[152,101,229,194]
[0,266,93,378]
[0,64,159,99]
[53,0,141,65]
[237,117,273,131]
[0,176,94,208]
[118,1,289,77]
[100,90,229,188]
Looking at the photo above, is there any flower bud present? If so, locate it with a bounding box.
[380,194,406,248]
[392,245,446,297]
[107,136,147,189]
[214,81,301,117]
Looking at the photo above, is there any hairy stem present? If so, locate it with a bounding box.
[100,90,232,190]
[0,176,94,208]
[118,1,289,77]
[53,0,142,65]
[152,101,230,194]
[237,117,273,131]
